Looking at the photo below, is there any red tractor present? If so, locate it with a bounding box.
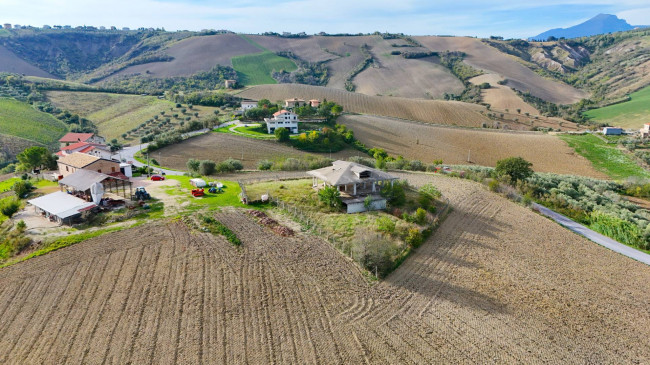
[191,188,205,197]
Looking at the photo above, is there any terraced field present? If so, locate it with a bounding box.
[237,84,490,127]
[0,172,648,363]
[0,98,67,148]
[341,114,605,178]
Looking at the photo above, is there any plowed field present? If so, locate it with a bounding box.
[0,172,648,363]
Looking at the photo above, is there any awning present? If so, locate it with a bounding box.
[28,191,96,219]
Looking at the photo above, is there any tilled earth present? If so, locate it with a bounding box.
[0,173,647,363]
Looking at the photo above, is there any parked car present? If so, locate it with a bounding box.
[150,174,165,181]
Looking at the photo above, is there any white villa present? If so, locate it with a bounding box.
[308,160,398,213]
[265,110,300,134]
[241,100,258,112]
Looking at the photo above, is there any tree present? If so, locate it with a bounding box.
[16,146,53,172]
[199,160,216,175]
[318,185,342,209]
[274,127,290,142]
[186,158,200,172]
[331,104,343,115]
[13,180,32,198]
[495,157,533,183]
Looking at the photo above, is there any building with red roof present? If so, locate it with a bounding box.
[59,133,106,148]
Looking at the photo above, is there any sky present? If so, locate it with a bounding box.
[1,0,649,38]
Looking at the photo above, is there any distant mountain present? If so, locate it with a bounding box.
[530,14,634,41]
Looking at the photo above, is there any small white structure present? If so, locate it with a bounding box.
[603,127,623,135]
[309,99,320,108]
[285,98,306,109]
[307,160,398,214]
[640,123,650,139]
[28,191,96,225]
[120,163,133,178]
[190,178,207,187]
[265,110,299,134]
[241,100,258,112]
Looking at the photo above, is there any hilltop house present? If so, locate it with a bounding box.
[265,110,300,134]
[307,160,398,213]
[57,152,120,178]
[640,123,650,139]
[59,132,106,148]
[285,98,306,109]
[309,99,320,108]
[57,141,112,159]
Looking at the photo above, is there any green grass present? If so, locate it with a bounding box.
[559,134,650,180]
[165,176,244,210]
[215,124,297,140]
[0,98,68,146]
[231,51,297,85]
[584,85,650,129]
[0,178,20,193]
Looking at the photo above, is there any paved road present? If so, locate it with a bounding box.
[111,127,212,176]
[533,203,650,265]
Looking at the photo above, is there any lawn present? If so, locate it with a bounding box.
[231,51,297,85]
[0,98,68,146]
[165,175,244,210]
[584,85,650,129]
[215,124,298,140]
[0,177,20,193]
[559,134,650,180]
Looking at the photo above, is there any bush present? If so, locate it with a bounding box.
[348,156,376,167]
[318,185,342,209]
[405,228,423,247]
[199,160,216,175]
[0,198,20,218]
[351,227,399,278]
[12,180,32,198]
[414,208,427,225]
[274,127,290,142]
[186,158,200,173]
[495,156,533,183]
[380,180,406,207]
[376,216,396,234]
[258,160,273,170]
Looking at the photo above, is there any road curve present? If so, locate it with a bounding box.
[533,203,650,266]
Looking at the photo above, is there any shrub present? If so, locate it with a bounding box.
[258,160,273,170]
[0,198,20,218]
[186,158,200,173]
[405,228,423,247]
[414,208,427,225]
[495,157,533,183]
[380,180,406,207]
[199,160,216,175]
[318,185,342,209]
[419,184,441,199]
[274,127,290,142]
[16,220,26,232]
[351,227,399,278]
[488,179,500,192]
[406,160,426,171]
[348,156,376,167]
[376,216,396,234]
[12,180,32,198]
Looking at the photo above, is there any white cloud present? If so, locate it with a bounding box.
[617,7,650,25]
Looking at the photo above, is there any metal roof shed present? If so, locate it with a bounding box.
[28,191,96,225]
[59,169,132,199]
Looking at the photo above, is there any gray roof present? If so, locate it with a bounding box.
[59,169,120,191]
[28,191,96,219]
[307,160,397,186]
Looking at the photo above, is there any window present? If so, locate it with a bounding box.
[111,167,116,172]
[98,169,101,173]
[66,166,69,172]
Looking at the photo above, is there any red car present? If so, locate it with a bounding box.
[150,174,165,181]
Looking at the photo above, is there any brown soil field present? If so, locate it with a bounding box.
[341,114,605,178]
[469,74,539,115]
[0,45,55,78]
[246,35,337,63]
[111,34,261,79]
[415,36,588,104]
[150,132,360,170]
[237,84,491,127]
[1,172,648,363]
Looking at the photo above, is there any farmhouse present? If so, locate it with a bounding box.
[307,160,398,213]
[602,127,623,135]
[265,110,300,134]
[57,141,112,159]
[59,169,133,200]
[241,100,258,112]
[57,152,120,178]
[285,98,306,109]
[310,99,320,108]
[225,80,237,88]
[640,123,650,139]
[59,132,106,148]
[28,191,96,225]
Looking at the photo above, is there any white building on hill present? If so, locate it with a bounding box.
[265,110,300,134]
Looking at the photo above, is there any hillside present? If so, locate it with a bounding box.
[583,85,650,128]
[530,14,635,41]
[237,84,491,128]
[0,98,67,147]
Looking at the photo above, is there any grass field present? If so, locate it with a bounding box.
[45,91,219,141]
[231,51,297,85]
[164,175,244,210]
[583,85,650,129]
[559,134,650,180]
[0,98,67,146]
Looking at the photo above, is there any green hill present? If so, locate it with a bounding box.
[232,51,297,85]
[583,85,650,129]
[0,98,67,146]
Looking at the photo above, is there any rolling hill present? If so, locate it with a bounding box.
[0,98,67,147]
[583,85,650,129]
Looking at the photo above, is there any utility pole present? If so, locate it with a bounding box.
[467,149,471,163]
[147,153,150,177]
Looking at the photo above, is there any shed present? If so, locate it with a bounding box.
[602,127,623,135]
[28,191,96,225]
[59,169,132,199]
[190,178,207,187]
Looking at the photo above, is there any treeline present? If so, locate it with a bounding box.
[292,124,353,153]
[36,102,98,134]
[273,51,329,86]
[345,44,374,92]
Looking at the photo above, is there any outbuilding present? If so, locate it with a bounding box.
[59,169,132,200]
[28,191,96,225]
[602,127,623,135]
[190,178,207,187]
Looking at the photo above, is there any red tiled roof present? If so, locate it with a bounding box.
[78,146,95,153]
[273,109,290,117]
[56,151,64,156]
[61,141,90,151]
[59,133,94,143]
[108,172,129,180]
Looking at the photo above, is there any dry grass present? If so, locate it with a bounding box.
[0,45,55,78]
[237,84,490,127]
[469,74,538,114]
[415,36,588,104]
[150,132,360,170]
[0,173,648,362]
[341,114,606,178]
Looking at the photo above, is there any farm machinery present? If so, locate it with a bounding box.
[132,187,151,201]
[191,188,205,197]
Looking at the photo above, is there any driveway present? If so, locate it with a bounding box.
[533,203,650,265]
